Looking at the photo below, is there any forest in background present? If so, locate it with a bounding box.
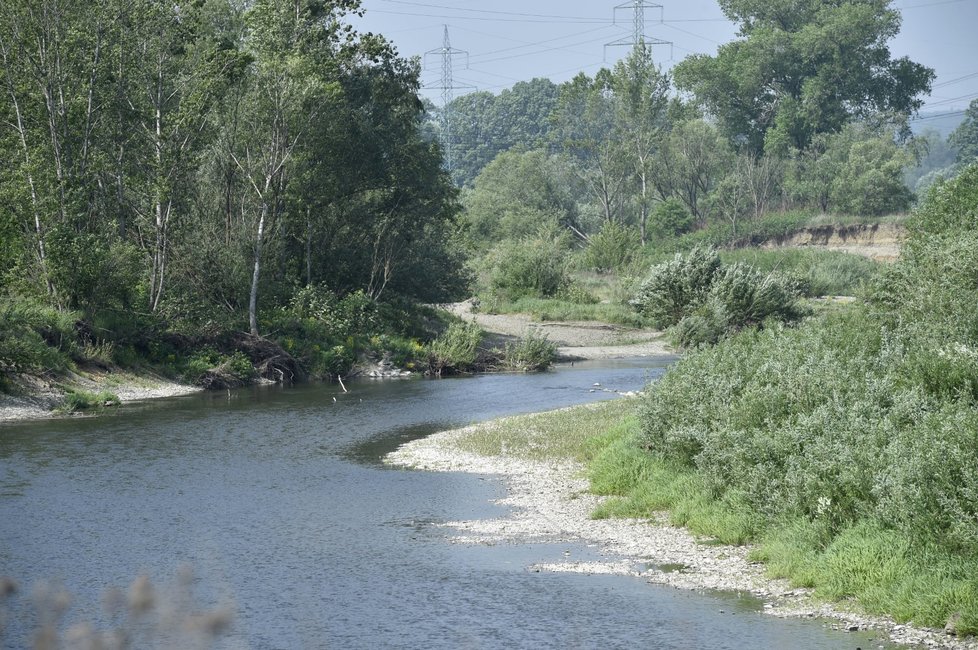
[3,0,978,390]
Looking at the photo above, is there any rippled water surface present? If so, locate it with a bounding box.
[1,359,899,648]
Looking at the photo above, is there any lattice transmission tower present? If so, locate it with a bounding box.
[424,26,474,173]
[605,1,673,60]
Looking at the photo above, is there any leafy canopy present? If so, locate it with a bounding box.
[674,0,934,155]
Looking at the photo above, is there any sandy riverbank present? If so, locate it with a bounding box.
[0,371,200,424]
[386,406,977,650]
[444,300,673,361]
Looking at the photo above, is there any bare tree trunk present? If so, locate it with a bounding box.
[0,30,56,299]
[305,206,312,287]
[249,198,268,337]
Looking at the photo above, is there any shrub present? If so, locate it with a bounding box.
[632,246,721,328]
[486,228,571,300]
[582,221,640,272]
[426,322,482,375]
[60,389,120,413]
[649,199,694,237]
[501,330,557,371]
[182,349,256,387]
[0,301,77,375]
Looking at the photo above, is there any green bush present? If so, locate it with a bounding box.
[501,330,557,371]
[594,165,978,629]
[426,322,482,375]
[582,221,640,272]
[632,246,721,328]
[181,349,256,387]
[61,389,121,413]
[633,248,803,345]
[0,300,77,375]
[649,199,694,237]
[486,229,571,300]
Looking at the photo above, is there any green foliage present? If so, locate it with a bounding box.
[828,126,914,216]
[60,390,121,413]
[426,321,482,375]
[485,229,571,301]
[674,0,934,154]
[0,300,78,375]
[440,78,561,186]
[589,166,978,628]
[632,246,722,328]
[649,199,694,238]
[463,148,578,247]
[582,221,640,272]
[181,349,256,386]
[501,330,557,372]
[485,297,647,329]
[948,98,978,164]
[719,249,879,298]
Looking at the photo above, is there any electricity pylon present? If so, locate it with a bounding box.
[424,26,474,173]
[605,1,673,60]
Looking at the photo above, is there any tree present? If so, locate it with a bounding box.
[552,71,630,226]
[948,98,978,164]
[829,124,913,216]
[232,0,351,336]
[444,78,559,186]
[463,148,579,247]
[673,0,934,155]
[609,44,670,244]
[649,119,732,223]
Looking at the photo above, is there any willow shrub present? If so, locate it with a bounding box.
[634,247,805,346]
[426,322,482,375]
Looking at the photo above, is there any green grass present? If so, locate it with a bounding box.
[485,297,647,328]
[754,520,978,633]
[718,248,881,297]
[451,400,637,463]
[59,389,121,413]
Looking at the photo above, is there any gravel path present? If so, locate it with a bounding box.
[444,300,674,360]
[387,409,977,650]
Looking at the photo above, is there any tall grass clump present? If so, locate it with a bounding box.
[719,249,880,297]
[0,301,78,377]
[426,321,483,375]
[501,330,557,371]
[591,164,978,635]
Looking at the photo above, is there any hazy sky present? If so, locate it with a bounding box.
[350,0,978,121]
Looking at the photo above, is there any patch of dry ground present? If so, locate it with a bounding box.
[0,370,199,423]
[445,300,673,361]
[387,409,977,650]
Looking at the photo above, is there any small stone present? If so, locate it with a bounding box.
[945,611,963,636]
[847,624,860,632]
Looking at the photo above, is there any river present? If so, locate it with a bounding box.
[0,359,899,648]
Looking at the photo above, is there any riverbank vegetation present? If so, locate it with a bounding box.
[4,0,965,396]
[594,165,978,636]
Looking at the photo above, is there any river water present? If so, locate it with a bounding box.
[1,359,898,649]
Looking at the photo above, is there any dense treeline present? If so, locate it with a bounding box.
[452,0,942,311]
[0,0,466,382]
[0,0,463,325]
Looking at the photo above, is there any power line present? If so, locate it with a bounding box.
[367,9,608,24]
[473,33,618,66]
[379,0,605,22]
[932,71,978,89]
